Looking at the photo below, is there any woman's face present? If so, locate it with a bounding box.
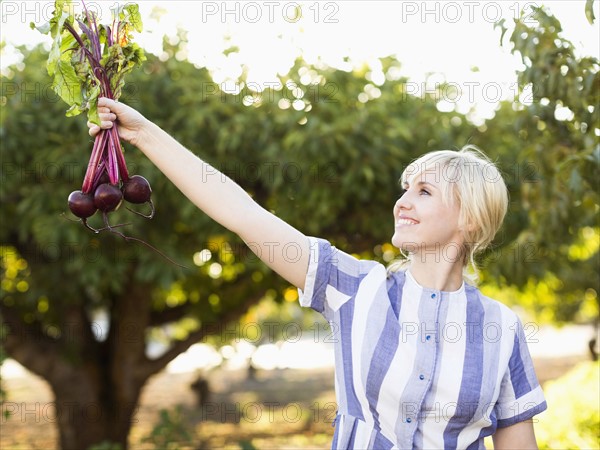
[391,169,465,260]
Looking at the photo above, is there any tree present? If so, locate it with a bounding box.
[0,37,471,448]
[1,5,597,447]
[480,4,599,322]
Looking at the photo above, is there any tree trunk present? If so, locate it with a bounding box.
[50,367,143,450]
[1,267,269,449]
[45,283,150,450]
[1,276,152,450]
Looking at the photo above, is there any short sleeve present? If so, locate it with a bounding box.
[297,237,375,320]
[494,317,547,428]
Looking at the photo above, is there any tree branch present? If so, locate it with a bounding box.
[139,289,267,378]
[149,304,191,327]
[106,270,153,391]
[0,303,61,379]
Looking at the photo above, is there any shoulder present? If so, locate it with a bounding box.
[469,285,519,317]
[300,237,386,315]
[467,285,527,338]
[307,236,383,276]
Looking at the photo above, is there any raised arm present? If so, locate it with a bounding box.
[90,98,310,289]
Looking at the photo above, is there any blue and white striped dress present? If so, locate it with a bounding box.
[298,237,547,449]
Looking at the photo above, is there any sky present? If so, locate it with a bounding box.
[1,1,599,122]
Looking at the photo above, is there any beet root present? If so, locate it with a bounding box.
[94,183,123,212]
[68,190,97,218]
[122,175,152,204]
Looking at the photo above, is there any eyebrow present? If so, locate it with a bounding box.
[403,180,439,190]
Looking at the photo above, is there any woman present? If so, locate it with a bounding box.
[90,97,547,449]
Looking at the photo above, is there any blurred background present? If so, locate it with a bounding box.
[1,1,598,449]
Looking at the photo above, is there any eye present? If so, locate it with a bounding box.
[419,188,431,196]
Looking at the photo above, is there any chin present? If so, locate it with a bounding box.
[391,232,400,248]
[391,233,408,251]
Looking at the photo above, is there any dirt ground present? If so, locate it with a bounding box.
[0,355,588,450]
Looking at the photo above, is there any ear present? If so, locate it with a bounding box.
[459,218,478,233]
[465,221,478,232]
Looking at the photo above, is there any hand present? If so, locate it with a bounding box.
[88,97,148,147]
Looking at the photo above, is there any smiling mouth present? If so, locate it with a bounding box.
[396,218,419,226]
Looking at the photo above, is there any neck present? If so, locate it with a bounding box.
[407,252,465,292]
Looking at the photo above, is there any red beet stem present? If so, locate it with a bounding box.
[111,126,129,182]
[82,130,108,194]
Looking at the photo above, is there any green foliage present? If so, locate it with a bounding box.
[0,40,473,324]
[536,360,600,449]
[238,440,258,450]
[496,5,599,248]
[585,0,596,25]
[87,441,123,450]
[482,4,599,321]
[0,342,7,420]
[1,11,597,352]
[1,7,598,444]
[32,0,146,123]
[142,406,193,449]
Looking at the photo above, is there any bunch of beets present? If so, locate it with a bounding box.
[69,173,153,233]
[35,1,154,234]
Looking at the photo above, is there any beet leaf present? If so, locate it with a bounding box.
[32,0,145,193]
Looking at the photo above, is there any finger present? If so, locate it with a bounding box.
[88,123,100,136]
[87,119,113,133]
[98,112,117,122]
[98,106,112,114]
[98,97,118,109]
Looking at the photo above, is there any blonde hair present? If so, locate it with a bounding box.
[389,145,509,284]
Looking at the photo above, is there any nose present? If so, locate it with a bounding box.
[394,193,412,214]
